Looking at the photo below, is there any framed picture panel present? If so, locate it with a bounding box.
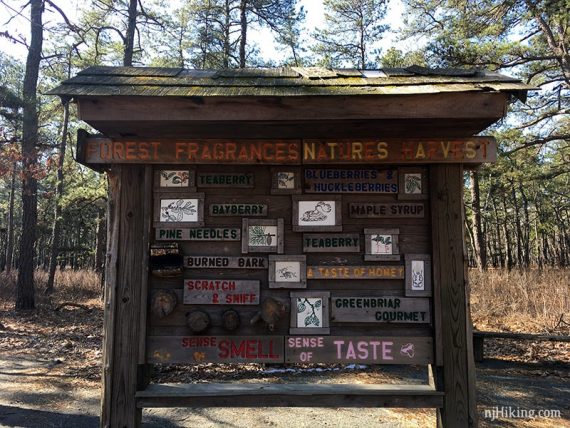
[290,291,330,335]
[398,168,428,200]
[154,169,196,191]
[242,218,284,254]
[271,168,302,194]
[405,254,432,297]
[364,228,400,261]
[292,195,342,232]
[154,193,204,228]
[268,255,307,289]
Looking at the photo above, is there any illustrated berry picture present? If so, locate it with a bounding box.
[289,291,330,334]
[296,297,322,327]
[292,196,342,231]
[364,228,400,261]
[277,172,295,189]
[371,234,393,254]
[160,199,198,222]
[154,193,204,228]
[160,170,191,187]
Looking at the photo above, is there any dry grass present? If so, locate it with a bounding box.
[0,269,103,309]
[470,268,570,334]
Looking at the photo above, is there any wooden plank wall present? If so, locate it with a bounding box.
[149,165,434,351]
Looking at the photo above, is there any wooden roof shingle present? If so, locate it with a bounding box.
[48,66,534,100]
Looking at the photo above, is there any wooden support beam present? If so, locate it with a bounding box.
[136,383,444,408]
[78,93,508,123]
[100,166,151,428]
[430,164,477,428]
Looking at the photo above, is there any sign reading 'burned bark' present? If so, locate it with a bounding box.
[285,336,433,364]
[331,297,431,323]
[183,279,260,305]
[147,336,284,364]
[155,227,241,241]
[307,265,404,279]
[184,256,267,269]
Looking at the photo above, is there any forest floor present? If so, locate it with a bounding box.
[0,269,569,427]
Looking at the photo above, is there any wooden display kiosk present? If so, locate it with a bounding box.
[49,66,531,428]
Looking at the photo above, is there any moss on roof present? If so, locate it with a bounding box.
[47,66,534,98]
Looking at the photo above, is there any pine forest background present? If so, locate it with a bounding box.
[0,0,568,309]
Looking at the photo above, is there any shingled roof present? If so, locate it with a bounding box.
[48,65,532,100]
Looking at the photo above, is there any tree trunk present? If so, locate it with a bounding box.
[491,195,503,267]
[239,0,247,68]
[5,162,17,273]
[470,170,486,270]
[223,0,231,68]
[500,196,513,270]
[45,101,70,294]
[510,183,524,268]
[95,207,106,289]
[518,183,531,267]
[16,0,44,311]
[123,0,138,66]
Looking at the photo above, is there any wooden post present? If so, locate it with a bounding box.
[430,164,478,428]
[101,166,151,428]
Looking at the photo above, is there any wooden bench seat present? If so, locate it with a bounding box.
[136,383,444,408]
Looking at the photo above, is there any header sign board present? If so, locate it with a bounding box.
[78,136,496,165]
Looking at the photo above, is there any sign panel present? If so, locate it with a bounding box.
[184,256,267,269]
[147,336,284,363]
[197,173,254,187]
[302,138,496,163]
[80,138,301,164]
[155,227,241,241]
[304,169,397,193]
[303,234,360,252]
[349,203,425,218]
[210,204,268,216]
[183,279,260,305]
[307,265,404,279]
[285,336,433,364]
[79,136,495,165]
[331,297,431,323]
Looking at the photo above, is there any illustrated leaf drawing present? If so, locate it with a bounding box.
[372,235,391,245]
[298,298,321,327]
[405,175,421,193]
[249,225,276,246]
[161,200,196,222]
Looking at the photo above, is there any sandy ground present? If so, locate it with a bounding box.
[0,355,568,428]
